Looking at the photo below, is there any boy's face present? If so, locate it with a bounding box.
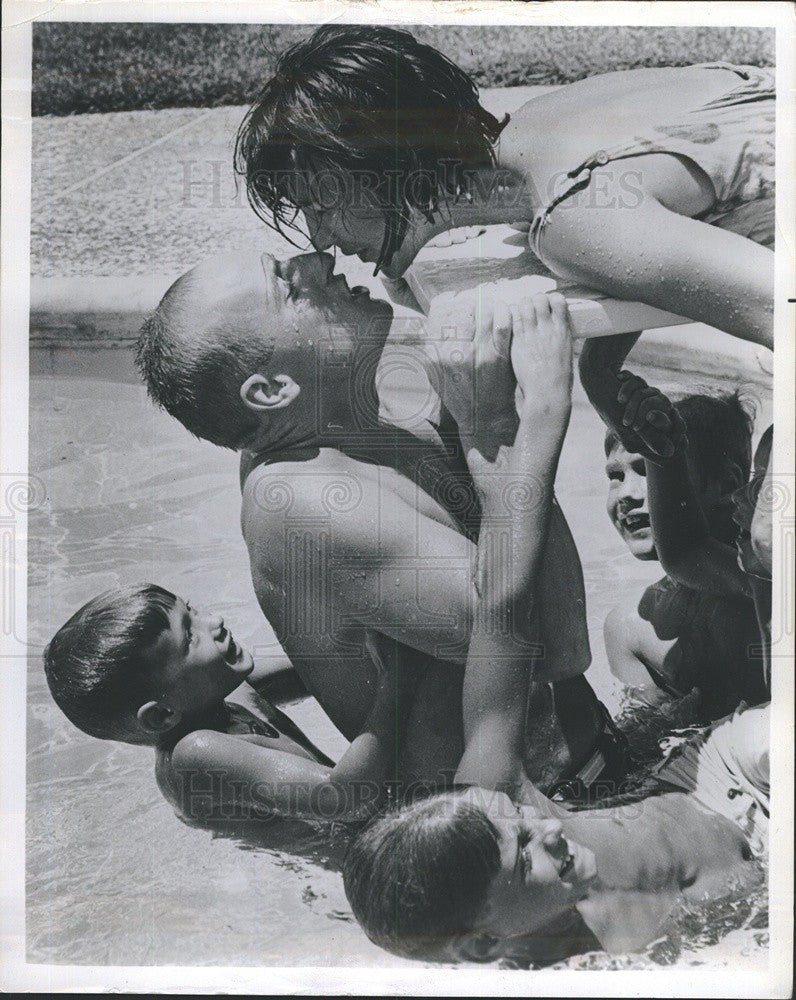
[145,598,255,723]
[467,790,596,946]
[605,441,657,560]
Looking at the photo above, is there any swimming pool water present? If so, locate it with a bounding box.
[26,351,771,968]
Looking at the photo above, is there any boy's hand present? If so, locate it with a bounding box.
[616,371,687,461]
[578,332,644,450]
[510,292,573,409]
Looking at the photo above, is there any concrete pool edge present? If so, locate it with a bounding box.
[29,274,773,385]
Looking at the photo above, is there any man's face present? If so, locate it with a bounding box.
[605,441,657,560]
[191,250,393,419]
[196,249,393,351]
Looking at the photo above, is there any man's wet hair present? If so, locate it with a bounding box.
[342,791,501,960]
[44,584,177,745]
[235,25,508,273]
[604,389,755,487]
[136,269,275,451]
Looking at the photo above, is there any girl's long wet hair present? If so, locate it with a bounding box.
[235,25,508,272]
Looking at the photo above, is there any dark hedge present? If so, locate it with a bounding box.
[33,23,774,117]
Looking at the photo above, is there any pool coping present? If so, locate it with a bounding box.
[29,274,773,385]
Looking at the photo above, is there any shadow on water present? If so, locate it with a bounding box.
[178,809,357,875]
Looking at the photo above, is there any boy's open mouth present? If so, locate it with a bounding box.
[621,512,650,533]
[216,626,242,665]
[558,843,575,880]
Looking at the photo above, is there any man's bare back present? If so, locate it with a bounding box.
[241,423,602,791]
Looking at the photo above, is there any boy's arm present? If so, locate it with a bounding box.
[455,293,574,793]
[617,372,752,598]
[170,643,417,822]
[578,331,643,449]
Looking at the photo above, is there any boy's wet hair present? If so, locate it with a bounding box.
[136,270,275,451]
[342,791,501,960]
[44,584,177,745]
[604,389,754,487]
[235,25,508,273]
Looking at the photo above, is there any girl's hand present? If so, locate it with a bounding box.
[510,292,574,408]
[616,372,687,460]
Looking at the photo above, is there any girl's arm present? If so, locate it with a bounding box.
[578,331,642,449]
[455,292,574,794]
[538,192,773,350]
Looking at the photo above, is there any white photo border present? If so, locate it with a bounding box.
[2,1,793,994]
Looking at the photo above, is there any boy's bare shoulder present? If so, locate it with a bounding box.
[155,729,234,822]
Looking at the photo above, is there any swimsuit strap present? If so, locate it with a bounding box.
[529,62,771,258]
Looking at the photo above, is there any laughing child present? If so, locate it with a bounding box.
[580,334,769,721]
[44,584,418,825]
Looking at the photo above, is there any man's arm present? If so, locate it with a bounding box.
[455,293,575,793]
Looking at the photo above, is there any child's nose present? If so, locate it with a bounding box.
[620,474,645,502]
[205,612,224,633]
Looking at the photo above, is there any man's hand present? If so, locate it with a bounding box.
[615,371,687,461]
[510,291,574,409]
[423,283,519,451]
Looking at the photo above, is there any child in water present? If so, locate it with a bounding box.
[580,333,769,721]
[44,585,419,824]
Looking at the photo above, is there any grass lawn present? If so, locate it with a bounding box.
[33,23,774,116]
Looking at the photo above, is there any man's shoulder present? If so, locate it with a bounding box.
[240,447,385,560]
[242,448,356,520]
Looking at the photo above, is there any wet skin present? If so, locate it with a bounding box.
[191,249,604,789]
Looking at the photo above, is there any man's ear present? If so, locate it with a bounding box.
[137,700,182,735]
[240,373,300,412]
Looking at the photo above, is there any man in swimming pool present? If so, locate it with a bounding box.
[136,251,629,803]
